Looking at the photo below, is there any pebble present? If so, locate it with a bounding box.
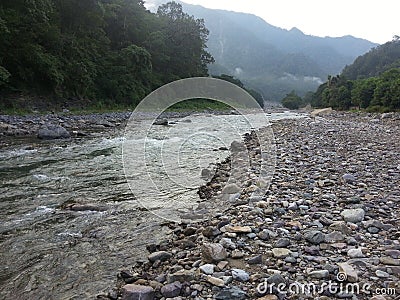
[341,208,365,223]
[347,248,365,258]
[199,264,215,275]
[231,269,250,282]
[147,251,172,263]
[215,286,247,300]
[308,269,329,279]
[206,275,225,287]
[160,281,182,298]
[272,248,291,258]
[121,284,155,300]
[202,243,227,263]
[304,230,326,245]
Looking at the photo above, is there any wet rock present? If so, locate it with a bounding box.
[37,124,70,139]
[202,243,227,263]
[121,284,155,300]
[153,118,168,125]
[222,183,241,194]
[341,208,365,223]
[215,286,248,300]
[230,140,246,152]
[161,281,182,298]
[148,251,172,263]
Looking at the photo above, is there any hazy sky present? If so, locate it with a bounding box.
[178,0,399,44]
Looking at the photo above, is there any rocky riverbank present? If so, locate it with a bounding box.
[103,112,400,300]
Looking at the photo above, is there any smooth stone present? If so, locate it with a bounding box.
[347,248,365,258]
[248,254,263,265]
[231,269,250,282]
[231,250,244,259]
[230,140,246,152]
[202,243,228,263]
[222,183,241,194]
[258,229,270,240]
[215,286,247,300]
[161,281,182,298]
[341,208,365,223]
[342,174,356,183]
[121,284,155,300]
[325,231,345,243]
[274,238,291,248]
[220,237,236,250]
[309,270,329,279]
[206,275,225,287]
[199,264,215,275]
[380,257,400,266]
[375,270,390,278]
[166,270,195,283]
[37,124,70,139]
[337,262,358,282]
[148,251,172,262]
[304,230,326,245]
[224,225,252,233]
[272,248,291,258]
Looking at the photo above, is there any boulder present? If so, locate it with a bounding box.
[38,124,70,139]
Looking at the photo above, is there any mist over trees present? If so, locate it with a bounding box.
[0,0,214,109]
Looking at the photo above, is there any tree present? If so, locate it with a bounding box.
[281,91,302,109]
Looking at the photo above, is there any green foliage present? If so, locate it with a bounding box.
[213,74,264,107]
[0,0,214,109]
[167,99,230,111]
[281,91,303,109]
[312,69,400,111]
[342,38,400,79]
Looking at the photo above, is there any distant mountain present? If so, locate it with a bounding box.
[145,0,378,101]
[341,38,400,79]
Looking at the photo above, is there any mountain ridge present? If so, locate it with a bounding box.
[145,0,378,100]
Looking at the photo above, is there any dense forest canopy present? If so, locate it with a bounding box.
[0,0,214,110]
[309,38,400,112]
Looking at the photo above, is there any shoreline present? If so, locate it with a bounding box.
[105,112,399,300]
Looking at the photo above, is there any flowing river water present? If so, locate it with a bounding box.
[0,111,304,299]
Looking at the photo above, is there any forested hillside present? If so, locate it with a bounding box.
[172,2,377,101]
[311,38,400,111]
[0,0,213,110]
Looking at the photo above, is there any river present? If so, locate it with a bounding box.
[0,111,304,299]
